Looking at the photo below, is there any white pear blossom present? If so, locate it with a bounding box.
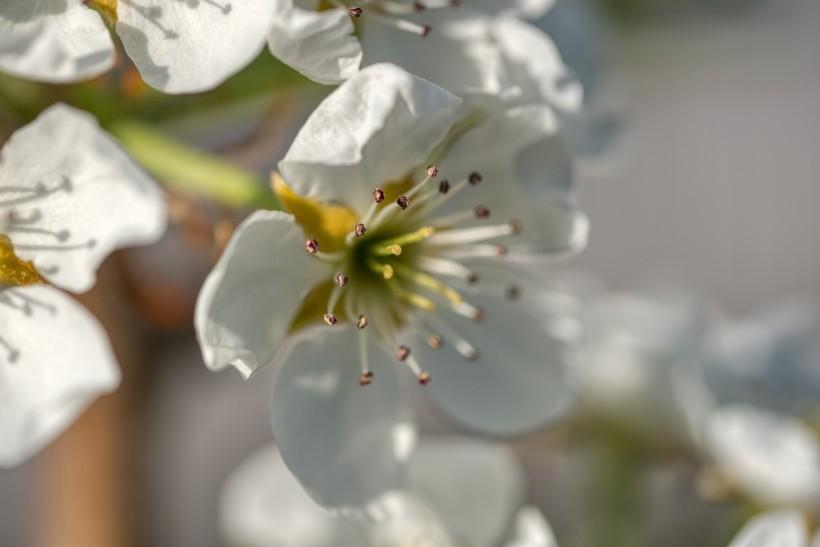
[221,438,558,547]
[196,63,586,511]
[0,0,273,93]
[704,405,820,511]
[0,103,166,466]
[727,510,820,547]
[267,0,581,116]
[574,288,716,449]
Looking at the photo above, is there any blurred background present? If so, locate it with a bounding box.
[2,0,819,545]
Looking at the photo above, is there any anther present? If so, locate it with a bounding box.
[426,165,439,178]
[421,25,431,37]
[395,345,411,362]
[510,220,523,235]
[414,1,426,11]
[373,188,385,203]
[348,6,363,17]
[438,180,450,194]
[396,195,410,209]
[466,272,480,284]
[506,285,521,300]
[335,272,348,287]
[473,307,486,322]
[387,244,402,256]
[305,238,319,255]
[468,172,483,185]
[474,206,490,219]
[323,313,338,326]
[354,223,367,237]
[357,315,369,329]
[465,349,480,362]
[417,371,431,385]
[427,334,443,349]
[359,371,374,386]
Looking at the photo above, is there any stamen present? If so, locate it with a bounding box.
[439,180,450,194]
[373,188,386,203]
[416,256,476,283]
[373,243,403,257]
[506,285,522,300]
[453,301,485,322]
[367,259,395,280]
[430,205,491,227]
[323,313,338,326]
[358,325,372,386]
[387,280,436,311]
[391,262,463,304]
[427,222,520,246]
[426,315,480,361]
[374,227,435,252]
[335,272,349,287]
[369,167,438,229]
[437,244,508,259]
[396,195,410,209]
[348,5,363,17]
[357,314,369,329]
[468,172,483,185]
[305,238,319,255]
[359,371,374,386]
[395,345,411,362]
[354,223,367,238]
[427,334,443,349]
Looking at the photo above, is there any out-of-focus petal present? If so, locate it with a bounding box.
[727,511,806,547]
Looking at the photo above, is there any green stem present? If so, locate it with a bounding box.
[109,119,280,210]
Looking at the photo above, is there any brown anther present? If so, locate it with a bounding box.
[426,165,438,178]
[466,349,480,362]
[335,272,348,287]
[357,315,368,329]
[450,0,462,6]
[438,180,451,194]
[354,223,367,238]
[396,195,410,209]
[506,285,521,300]
[468,172,483,185]
[420,25,431,37]
[348,6,363,17]
[395,345,411,362]
[427,335,443,349]
[510,220,523,235]
[323,313,338,326]
[359,371,374,386]
[495,245,508,256]
[472,307,486,322]
[418,371,431,385]
[414,1,426,11]
[305,238,319,254]
[373,188,385,203]
[474,206,490,219]
[466,272,480,285]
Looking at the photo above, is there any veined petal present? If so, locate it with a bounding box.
[408,438,525,547]
[271,327,416,513]
[0,285,119,467]
[0,104,167,293]
[728,511,807,547]
[361,11,506,98]
[0,0,114,83]
[408,282,578,436]
[220,444,368,547]
[268,0,362,85]
[706,406,820,508]
[503,506,559,547]
[492,17,583,114]
[117,0,273,93]
[195,210,328,379]
[279,63,462,215]
[438,105,587,256]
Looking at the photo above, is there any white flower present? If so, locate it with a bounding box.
[0,103,167,466]
[267,0,581,115]
[727,510,820,547]
[220,438,558,547]
[0,0,273,93]
[705,405,820,510]
[575,289,716,449]
[196,63,586,511]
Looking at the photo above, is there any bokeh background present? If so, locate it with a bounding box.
[1,0,819,545]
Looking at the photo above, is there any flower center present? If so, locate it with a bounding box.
[277,164,524,387]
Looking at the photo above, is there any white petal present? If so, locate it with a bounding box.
[271,328,416,513]
[279,63,462,214]
[360,11,506,98]
[220,444,368,547]
[117,0,273,93]
[470,0,556,19]
[195,210,328,379]
[0,285,119,467]
[706,406,820,508]
[367,493,454,547]
[408,284,578,436]
[268,0,362,85]
[438,105,587,256]
[0,104,167,293]
[408,439,524,547]
[492,17,582,113]
[0,0,114,83]
[728,511,807,547]
[503,506,559,547]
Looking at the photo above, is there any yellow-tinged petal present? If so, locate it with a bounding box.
[90,0,118,21]
[272,173,358,252]
[0,235,44,286]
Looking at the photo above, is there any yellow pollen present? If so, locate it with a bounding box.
[0,235,44,286]
[382,264,395,280]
